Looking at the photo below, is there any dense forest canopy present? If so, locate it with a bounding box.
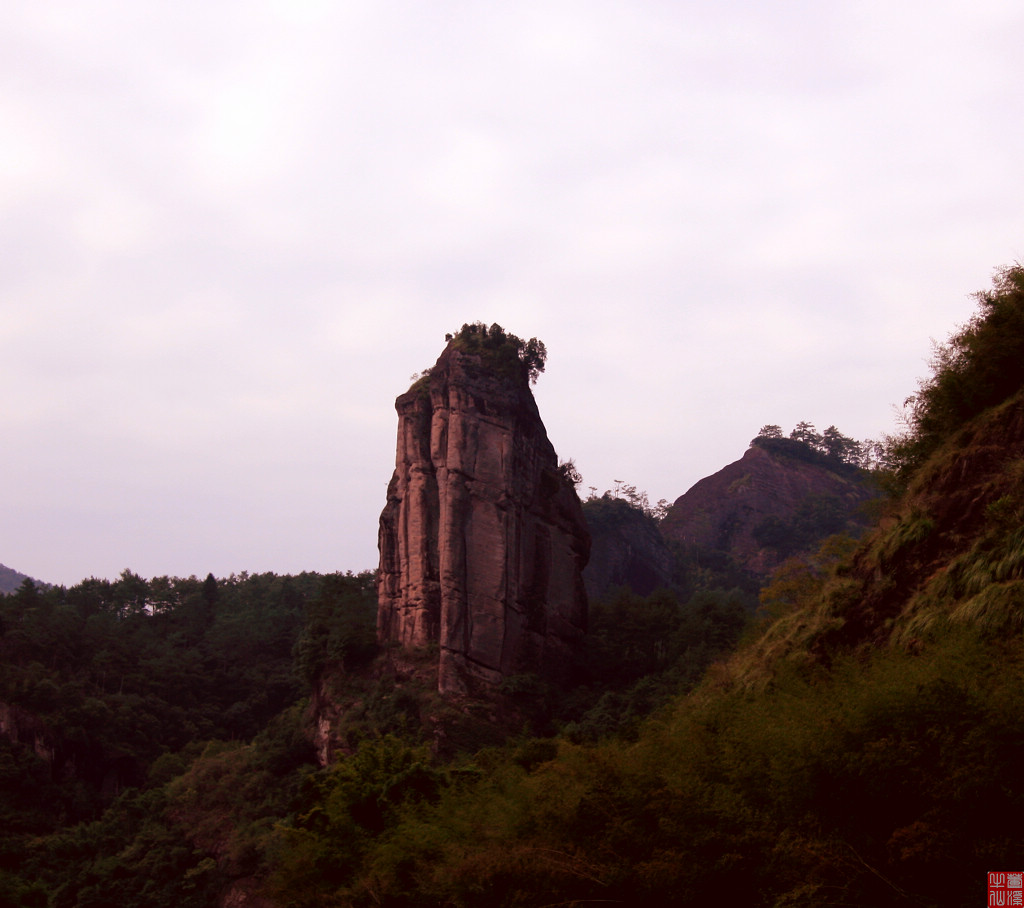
[0,565,752,904]
[0,569,380,906]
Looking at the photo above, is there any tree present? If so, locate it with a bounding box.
[821,425,861,463]
[790,421,822,449]
[201,573,219,608]
[12,576,40,609]
[447,323,547,384]
[558,459,583,488]
[520,336,547,384]
[755,422,873,467]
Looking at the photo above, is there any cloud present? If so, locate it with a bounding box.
[3,0,1024,584]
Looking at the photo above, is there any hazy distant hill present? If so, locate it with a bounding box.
[0,563,36,594]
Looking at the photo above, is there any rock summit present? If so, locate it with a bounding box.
[377,329,590,695]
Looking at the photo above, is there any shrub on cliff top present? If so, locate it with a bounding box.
[446,322,547,385]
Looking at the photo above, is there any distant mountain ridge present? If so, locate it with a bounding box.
[0,564,38,595]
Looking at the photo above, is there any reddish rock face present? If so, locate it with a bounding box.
[377,345,590,695]
[660,440,876,578]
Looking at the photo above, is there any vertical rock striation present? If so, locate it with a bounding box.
[377,341,589,695]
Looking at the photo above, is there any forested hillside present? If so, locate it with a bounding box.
[0,570,376,906]
[266,264,1023,907]
[3,265,1023,907]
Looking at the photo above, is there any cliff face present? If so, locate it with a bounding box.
[661,439,877,580]
[377,345,590,695]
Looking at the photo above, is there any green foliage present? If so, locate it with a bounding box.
[893,478,1024,642]
[300,624,1024,908]
[35,784,224,908]
[0,568,369,905]
[566,587,751,741]
[581,491,648,529]
[293,572,377,683]
[0,570,334,776]
[586,587,682,687]
[266,736,441,906]
[751,433,863,474]
[584,483,669,521]
[752,493,859,558]
[667,538,763,600]
[446,322,547,384]
[0,737,64,835]
[754,422,880,469]
[876,509,936,566]
[891,264,1024,478]
[556,458,582,488]
[35,725,320,908]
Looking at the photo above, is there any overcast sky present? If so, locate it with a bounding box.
[3,0,1023,587]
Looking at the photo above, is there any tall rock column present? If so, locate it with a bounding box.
[377,341,590,695]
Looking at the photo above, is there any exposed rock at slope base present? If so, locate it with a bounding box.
[377,342,590,695]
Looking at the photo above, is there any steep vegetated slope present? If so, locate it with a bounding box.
[581,494,674,598]
[748,265,1024,667]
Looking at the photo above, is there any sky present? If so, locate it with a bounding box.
[3,0,1023,587]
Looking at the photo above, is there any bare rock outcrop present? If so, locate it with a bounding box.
[660,437,877,579]
[377,339,590,695]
